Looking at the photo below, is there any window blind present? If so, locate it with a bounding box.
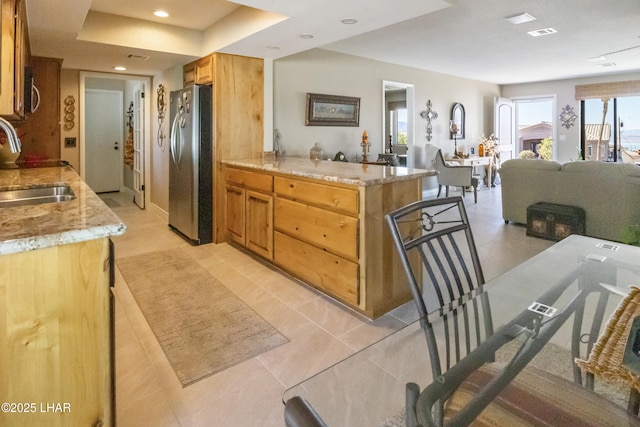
[575,80,640,100]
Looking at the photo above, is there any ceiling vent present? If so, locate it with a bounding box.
[505,12,536,25]
[527,28,557,37]
[127,54,150,61]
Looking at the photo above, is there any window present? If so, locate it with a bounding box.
[581,96,640,162]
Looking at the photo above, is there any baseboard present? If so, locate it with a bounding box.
[149,203,168,222]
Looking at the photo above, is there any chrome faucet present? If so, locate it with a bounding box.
[0,117,21,153]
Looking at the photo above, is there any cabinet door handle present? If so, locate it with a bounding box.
[31,85,41,113]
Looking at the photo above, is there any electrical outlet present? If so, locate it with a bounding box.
[65,137,76,148]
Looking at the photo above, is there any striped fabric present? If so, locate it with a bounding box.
[445,363,640,427]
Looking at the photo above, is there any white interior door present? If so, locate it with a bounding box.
[85,89,123,193]
[133,84,145,208]
[494,97,516,163]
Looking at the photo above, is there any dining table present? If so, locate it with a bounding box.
[283,235,640,426]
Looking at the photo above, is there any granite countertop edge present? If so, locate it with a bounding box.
[0,166,127,256]
[223,157,436,186]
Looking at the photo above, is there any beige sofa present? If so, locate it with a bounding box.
[498,159,640,242]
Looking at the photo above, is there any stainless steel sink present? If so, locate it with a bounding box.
[0,184,76,208]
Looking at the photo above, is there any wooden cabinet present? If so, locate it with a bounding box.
[1,0,29,121]
[0,238,115,426]
[18,56,62,160]
[225,184,245,245]
[224,164,424,318]
[225,167,273,259]
[182,53,264,244]
[273,177,360,306]
[183,55,214,86]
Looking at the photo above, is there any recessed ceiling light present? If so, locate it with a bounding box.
[266,45,280,50]
[587,56,607,62]
[341,18,358,25]
[299,34,314,40]
[154,10,169,18]
[505,12,536,25]
[527,28,557,37]
[113,66,127,71]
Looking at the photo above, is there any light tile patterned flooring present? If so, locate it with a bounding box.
[106,183,553,426]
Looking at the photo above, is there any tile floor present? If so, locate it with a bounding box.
[105,183,553,427]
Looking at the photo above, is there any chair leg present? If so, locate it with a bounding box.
[628,388,640,415]
[406,383,421,427]
[445,186,450,197]
[462,186,466,197]
[437,185,442,198]
[473,185,478,204]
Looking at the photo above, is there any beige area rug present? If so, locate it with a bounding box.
[117,249,288,387]
[99,196,122,208]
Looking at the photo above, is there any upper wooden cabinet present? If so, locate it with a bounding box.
[1,0,29,121]
[183,55,214,86]
[18,57,62,160]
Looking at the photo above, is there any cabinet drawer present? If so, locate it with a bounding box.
[226,167,273,193]
[274,197,358,260]
[274,176,358,214]
[274,232,358,306]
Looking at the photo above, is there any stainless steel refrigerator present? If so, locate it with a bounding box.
[168,84,213,245]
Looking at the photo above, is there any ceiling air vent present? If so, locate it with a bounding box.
[127,54,151,61]
[527,28,557,37]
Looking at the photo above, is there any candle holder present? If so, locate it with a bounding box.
[450,121,460,157]
[361,130,370,162]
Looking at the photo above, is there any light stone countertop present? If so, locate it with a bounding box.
[222,157,436,186]
[0,166,126,255]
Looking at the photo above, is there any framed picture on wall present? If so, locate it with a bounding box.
[305,93,360,126]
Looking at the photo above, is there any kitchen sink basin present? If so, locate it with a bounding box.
[0,184,76,208]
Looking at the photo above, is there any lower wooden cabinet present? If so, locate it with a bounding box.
[224,164,421,318]
[246,190,273,259]
[225,170,274,259]
[274,231,359,305]
[225,183,245,245]
[0,238,114,426]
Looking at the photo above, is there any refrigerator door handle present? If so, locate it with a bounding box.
[170,112,181,168]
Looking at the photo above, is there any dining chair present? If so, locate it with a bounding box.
[433,149,478,203]
[386,196,640,427]
[284,396,327,427]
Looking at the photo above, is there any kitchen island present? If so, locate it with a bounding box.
[0,165,126,427]
[223,157,435,318]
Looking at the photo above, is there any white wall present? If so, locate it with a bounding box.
[273,49,500,175]
[150,66,183,214]
[502,71,640,162]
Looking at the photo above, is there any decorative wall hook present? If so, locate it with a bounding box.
[157,84,167,148]
[126,101,134,129]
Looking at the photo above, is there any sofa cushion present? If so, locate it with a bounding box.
[500,159,562,171]
[562,160,640,178]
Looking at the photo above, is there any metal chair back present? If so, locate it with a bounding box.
[386,196,494,426]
